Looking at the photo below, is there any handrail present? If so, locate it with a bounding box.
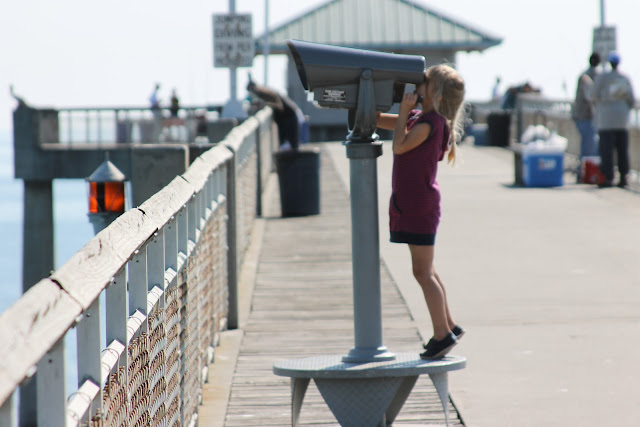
[54,104,224,145]
[0,106,276,426]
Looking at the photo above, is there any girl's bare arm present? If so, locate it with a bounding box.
[376,112,398,130]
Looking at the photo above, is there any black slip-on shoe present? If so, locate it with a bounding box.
[420,332,457,360]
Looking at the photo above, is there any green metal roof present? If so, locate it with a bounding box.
[255,0,502,55]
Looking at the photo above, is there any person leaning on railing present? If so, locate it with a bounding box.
[246,76,304,151]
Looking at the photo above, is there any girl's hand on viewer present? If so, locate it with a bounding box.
[399,93,418,114]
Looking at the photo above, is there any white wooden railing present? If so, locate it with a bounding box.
[0,107,277,427]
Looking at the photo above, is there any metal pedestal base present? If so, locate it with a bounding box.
[274,353,466,426]
[342,346,395,363]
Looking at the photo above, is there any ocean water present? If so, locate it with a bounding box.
[0,130,95,313]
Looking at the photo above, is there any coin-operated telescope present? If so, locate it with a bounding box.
[286,39,425,141]
[287,40,427,364]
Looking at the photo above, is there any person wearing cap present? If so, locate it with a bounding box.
[592,51,635,188]
[571,53,600,181]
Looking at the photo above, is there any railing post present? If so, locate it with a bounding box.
[208,174,219,347]
[165,217,178,281]
[207,171,215,217]
[255,121,263,217]
[0,392,16,427]
[225,150,239,330]
[129,248,148,318]
[201,175,209,224]
[147,230,165,296]
[190,192,200,245]
[76,298,103,416]
[178,204,189,268]
[36,338,67,427]
[106,268,129,368]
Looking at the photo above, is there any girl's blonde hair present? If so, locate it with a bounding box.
[426,64,466,164]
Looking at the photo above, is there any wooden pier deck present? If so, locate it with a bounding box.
[202,146,464,426]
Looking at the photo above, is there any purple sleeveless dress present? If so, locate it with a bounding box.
[389,110,450,245]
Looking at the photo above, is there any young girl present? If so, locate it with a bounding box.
[376,64,465,359]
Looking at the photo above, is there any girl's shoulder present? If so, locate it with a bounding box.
[412,110,445,133]
[417,110,445,124]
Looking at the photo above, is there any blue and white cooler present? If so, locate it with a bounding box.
[520,129,567,187]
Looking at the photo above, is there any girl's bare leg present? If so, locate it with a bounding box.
[408,244,451,340]
[433,268,456,330]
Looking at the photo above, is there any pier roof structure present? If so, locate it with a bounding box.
[254,0,502,55]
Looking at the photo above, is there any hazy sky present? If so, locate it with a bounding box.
[1,0,636,134]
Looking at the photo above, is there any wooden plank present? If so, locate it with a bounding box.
[0,279,82,406]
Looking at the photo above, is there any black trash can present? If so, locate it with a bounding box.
[275,149,320,217]
[487,112,511,147]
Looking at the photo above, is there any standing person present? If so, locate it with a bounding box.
[592,52,635,188]
[572,53,600,181]
[170,89,180,118]
[376,65,465,359]
[149,83,161,111]
[491,76,502,101]
[149,83,163,141]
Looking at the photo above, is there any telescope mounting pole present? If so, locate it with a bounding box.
[342,70,395,363]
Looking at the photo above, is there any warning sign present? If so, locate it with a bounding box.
[593,26,616,63]
[213,14,254,68]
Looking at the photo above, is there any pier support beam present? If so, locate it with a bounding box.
[22,180,55,292]
[20,179,54,427]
